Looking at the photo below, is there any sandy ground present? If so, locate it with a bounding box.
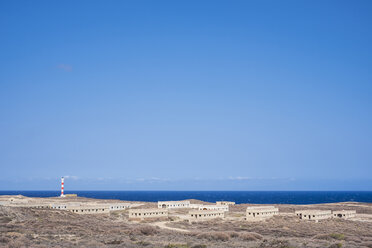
[149,221,190,233]
[0,196,372,247]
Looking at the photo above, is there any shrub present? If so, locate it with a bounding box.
[131,225,159,236]
[103,239,122,245]
[136,241,151,246]
[7,239,25,248]
[197,232,230,241]
[315,233,345,241]
[239,232,263,241]
[0,236,10,243]
[164,244,189,248]
[329,243,343,248]
[330,233,345,240]
[361,241,372,248]
[265,239,295,248]
[226,231,239,238]
[0,216,12,223]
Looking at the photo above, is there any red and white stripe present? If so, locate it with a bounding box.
[60,177,65,197]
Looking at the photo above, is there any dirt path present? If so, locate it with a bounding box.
[150,221,190,233]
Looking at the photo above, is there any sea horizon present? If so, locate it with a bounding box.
[2,190,372,205]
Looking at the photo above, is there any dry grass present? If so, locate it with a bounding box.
[195,231,230,241]
[130,225,159,236]
[1,201,372,248]
[239,232,263,241]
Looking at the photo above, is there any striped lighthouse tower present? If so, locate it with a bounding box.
[60,177,65,197]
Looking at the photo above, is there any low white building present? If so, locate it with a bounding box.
[8,197,29,204]
[189,204,203,209]
[246,206,279,220]
[158,200,190,209]
[216,201,235,206]
[199,204,229,212]
[189,210,225,221]
[68,205,110,214]
[295,210,332,221]
[333,210,356,219]
[14,203,51,209]
[129,208,168,220]
[50,204,68,209]
[109,203,132,211]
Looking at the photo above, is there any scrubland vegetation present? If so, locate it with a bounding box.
[1,202,372,247]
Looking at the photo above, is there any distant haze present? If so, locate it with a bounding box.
[0,0,371,190]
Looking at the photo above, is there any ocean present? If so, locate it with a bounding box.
[0,191,372,204]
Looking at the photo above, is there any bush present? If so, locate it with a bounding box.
[226,231,239,238]
[330,233,345,240]
[328,243,343,248]
[164,244,189,248]
[315,233,345,241]
[265,239,295,248]
[361,241,372,248]
[103,239,122,245]
[197,232,230,241]
[0,236,10,243]
[131,225,159,236]
[0,216,12,223]
[239,232,263,241]
[8,240,25,248]
[136,241,151,246]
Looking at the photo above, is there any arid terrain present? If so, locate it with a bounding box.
[1,197,372,248]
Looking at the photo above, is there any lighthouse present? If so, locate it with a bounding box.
[60,177,65,197]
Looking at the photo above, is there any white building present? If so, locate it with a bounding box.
[158,200,190,209]
[295,210,332,221]
[68,205,110,214]
[189,210,225,221]
[189,204,203,209]
[332,210,356,219]
[129,208,168,220]
[246,206,279,220]
[216,201,235,206]
[50,204,68,209]
[199,204,229,212]
[108,203,132,211]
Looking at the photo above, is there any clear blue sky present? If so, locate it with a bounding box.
[1,0,371,190]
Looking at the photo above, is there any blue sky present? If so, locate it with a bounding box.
[0,0,371,190]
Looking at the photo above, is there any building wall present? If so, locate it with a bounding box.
[109,203,131,210]
[129,208,168,220]
[332,210,356,219]
[189,210,225,221]
[68,206,110,214]
[13,204,51,209]
[158,201,190,209]
[295,210,332,221]
[216,201,235,206]
[189,204,203,209]
[51,204,67,209]
[8,198,29,204]
[246,206,279,220]
[199,205,229,211]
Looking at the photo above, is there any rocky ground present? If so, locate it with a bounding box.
[1,198,372,248]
